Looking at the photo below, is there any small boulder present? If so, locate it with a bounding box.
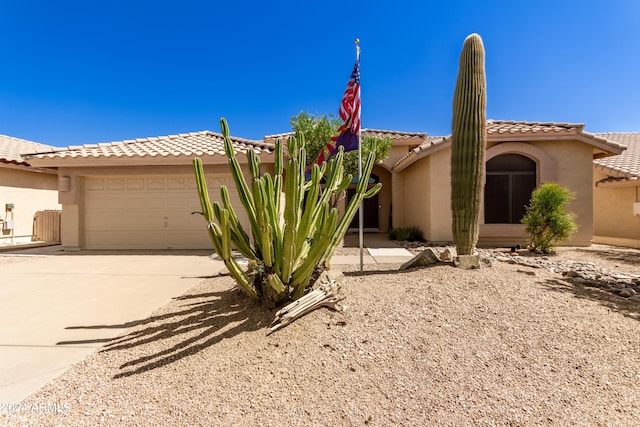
[400,247,442,270]
[439,247,457,262]
[453,254,481,270]
[619,288,636,298]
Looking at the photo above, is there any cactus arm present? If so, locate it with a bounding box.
[294,163,321,257]
[321,151,378,264]
[247,149,261,181]
[220,118,261,244]
[280,157,300,284]
[337,174,353,193]
[261,224,274,268]
[219,186,255,258]
[364,184,382,199]
[219,209,232,260]
[274,138,283,176]
[225,256,259,300]
[193,158,214,223]
[263,174,283,274]
[210,213,258,300]
[206,221,223,257]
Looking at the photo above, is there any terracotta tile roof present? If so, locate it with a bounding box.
[487,120,584,135]
[392,120,626,171]
[0,134,56,165]
[361,129,427,140]
[26,131,273,161]
[264,128,427,142]
[392,136,448,169]
[593,132,640,178]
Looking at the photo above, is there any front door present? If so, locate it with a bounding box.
[347,188,379,230]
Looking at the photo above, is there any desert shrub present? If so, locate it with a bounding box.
[389,226,424,242]
[521,183,577,253]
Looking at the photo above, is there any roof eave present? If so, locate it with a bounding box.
[392,137,450,172]
[26,151,275,168]
[0,161,58,174]
[489,133,625,155]
[594,162,640,180]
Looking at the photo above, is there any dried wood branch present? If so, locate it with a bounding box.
[267,279,344,335]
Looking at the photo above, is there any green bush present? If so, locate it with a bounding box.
[389,226,424,242]
[521,183,578,253]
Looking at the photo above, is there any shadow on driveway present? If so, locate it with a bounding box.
[60,286,273,379]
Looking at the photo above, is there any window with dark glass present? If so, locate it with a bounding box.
[484,154,537,224]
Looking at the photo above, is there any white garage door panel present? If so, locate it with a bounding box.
[84,175,246,250]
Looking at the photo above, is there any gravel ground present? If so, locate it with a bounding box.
[2,244,640,426]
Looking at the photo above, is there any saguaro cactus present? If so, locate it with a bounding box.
[451,33,487,256]
[194,118,380,307]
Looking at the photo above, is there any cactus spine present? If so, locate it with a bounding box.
[194,118,380,307]
[451,33,487,256]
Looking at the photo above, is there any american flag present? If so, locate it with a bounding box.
[316,53,361,165]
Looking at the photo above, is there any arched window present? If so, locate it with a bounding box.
[484,154,537,224]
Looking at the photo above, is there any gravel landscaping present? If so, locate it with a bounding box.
[2,243,640,425]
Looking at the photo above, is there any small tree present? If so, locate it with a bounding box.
[290,112,392,175]
[521,183,578,253]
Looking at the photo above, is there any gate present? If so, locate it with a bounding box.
[33,210,61,242]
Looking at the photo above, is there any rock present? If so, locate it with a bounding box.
[619,288,636,298]
[439,247,457,262]
[480,256,493,268]
[517,269,536,276]
[398,244,639,300]
[563,270,581,278]
[453,255,481,270]
[400,247,442,270]
[572,277,601,287]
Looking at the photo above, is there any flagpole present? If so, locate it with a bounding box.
[356,38,363,274]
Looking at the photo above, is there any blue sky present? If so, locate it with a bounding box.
[1,0,639,147]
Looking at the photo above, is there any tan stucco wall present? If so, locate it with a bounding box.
[534,140,594,246]
[383,145,412,169]
[393,139,598,246]
[427,150,453,242]
[396,156,430,236]
[0,166,60,245]
[593,170,640,248]
[394,150,453,242]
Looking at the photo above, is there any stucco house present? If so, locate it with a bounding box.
[24,120,627,250]
[0,135,60,245]
[592,132,640,249]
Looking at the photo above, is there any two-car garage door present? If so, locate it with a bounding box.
[84,175,245,250]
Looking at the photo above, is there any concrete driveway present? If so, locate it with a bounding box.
[0,246,221,403]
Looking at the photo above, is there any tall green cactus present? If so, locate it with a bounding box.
[194,118,381,307]
[451,33,487,256]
